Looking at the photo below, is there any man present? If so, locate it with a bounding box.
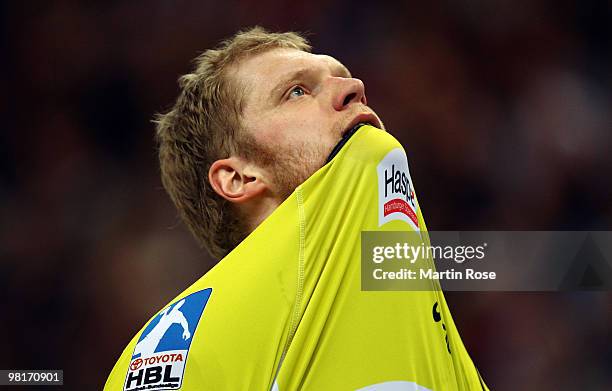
[106,27,488,390]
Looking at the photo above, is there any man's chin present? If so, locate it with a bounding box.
[326,121,372,163]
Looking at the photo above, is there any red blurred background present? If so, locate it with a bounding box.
[1,1,611,390]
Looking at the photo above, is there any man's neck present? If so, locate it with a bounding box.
[242,194,282,234]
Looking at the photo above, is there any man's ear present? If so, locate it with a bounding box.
[208,157,268,204]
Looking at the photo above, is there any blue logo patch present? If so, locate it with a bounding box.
[124,288,212,391]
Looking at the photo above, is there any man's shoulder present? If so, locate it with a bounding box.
[105,249,298,390]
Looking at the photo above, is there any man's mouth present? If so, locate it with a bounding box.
[341,113,382,137]
[327,113,382,163]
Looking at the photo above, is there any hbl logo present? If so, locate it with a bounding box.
[123,288,212,391]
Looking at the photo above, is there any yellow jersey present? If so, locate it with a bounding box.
[105,125,488,390]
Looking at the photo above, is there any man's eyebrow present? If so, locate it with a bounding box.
[269,63,352,101]
[270,69,309,100]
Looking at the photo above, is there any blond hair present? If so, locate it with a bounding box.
[155,27,311,259]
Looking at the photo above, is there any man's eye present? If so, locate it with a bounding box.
[288,86,306,99]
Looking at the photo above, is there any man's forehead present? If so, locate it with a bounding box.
[231,48,351,93]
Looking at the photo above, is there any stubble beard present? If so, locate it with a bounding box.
[238,133,329,200]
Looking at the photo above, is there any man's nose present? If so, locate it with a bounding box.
[332,77,367,111]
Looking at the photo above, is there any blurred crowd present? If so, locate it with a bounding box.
[1,1,611,389]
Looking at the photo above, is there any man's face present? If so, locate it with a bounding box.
[231,48,384,199]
